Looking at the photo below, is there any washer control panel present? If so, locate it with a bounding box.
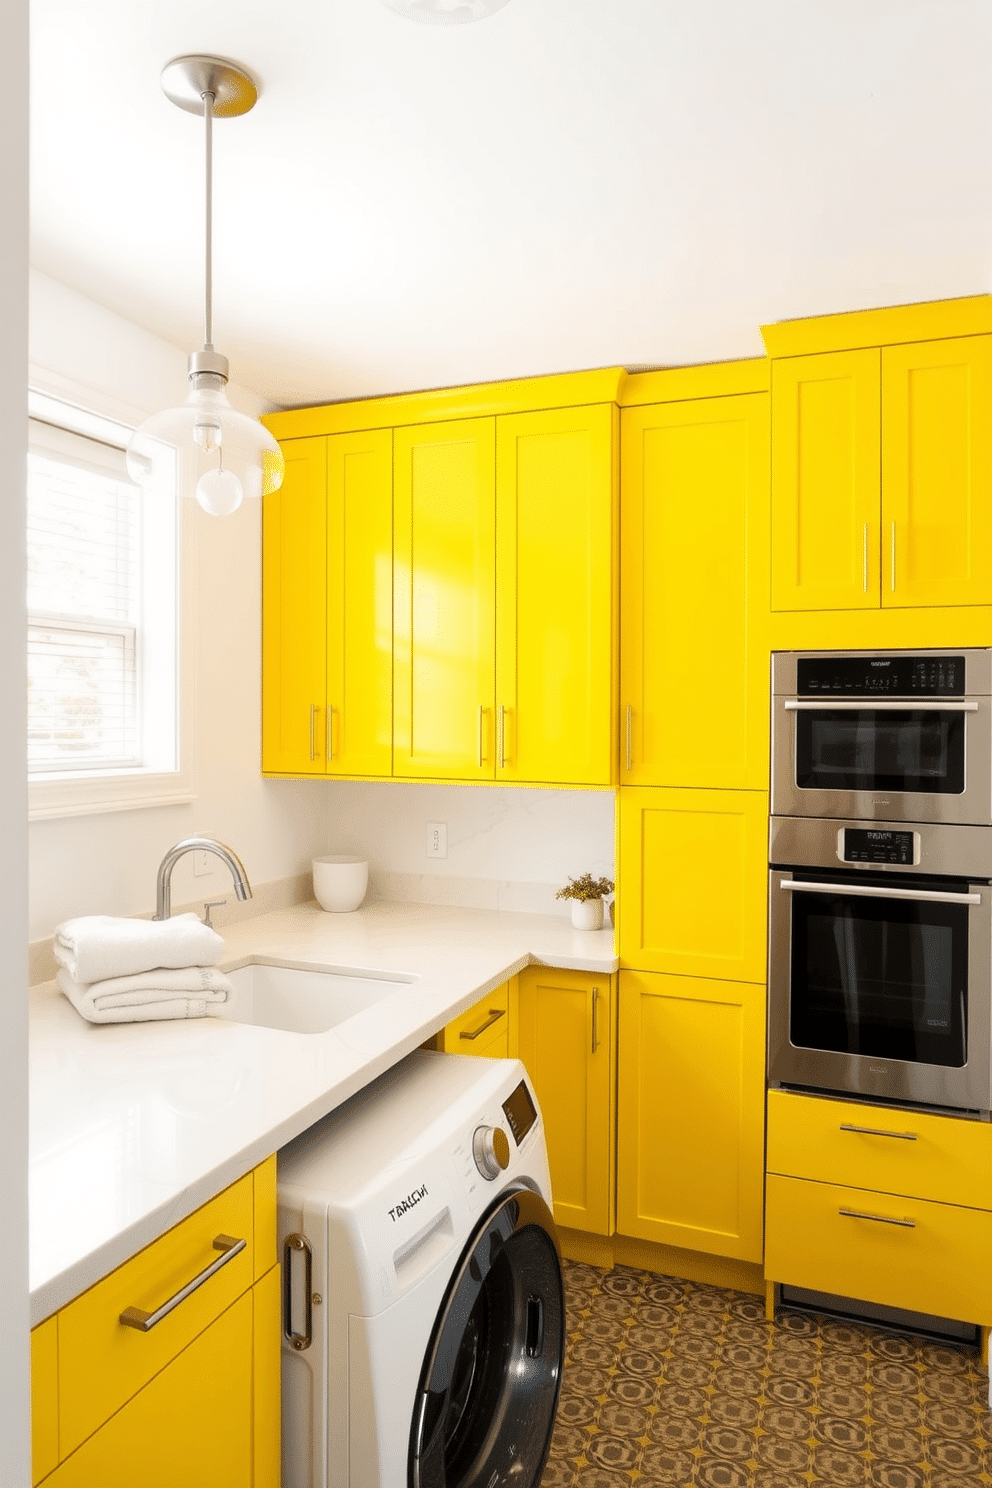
[472,1125,510,1180]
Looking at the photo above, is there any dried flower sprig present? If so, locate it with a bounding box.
[555,872,615,903]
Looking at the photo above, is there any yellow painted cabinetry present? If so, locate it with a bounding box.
[439,980,513,1059]
[771,333,992,612]
[766,1091,992,1323]
[616,970,765,1263]
[263,430,393,777]
[617,786,768,982]
[31,1317,58,1485]
[515,967,615,1237]
[33,1157,279,1487]
[620,390,769,788]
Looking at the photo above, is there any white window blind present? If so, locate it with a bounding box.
[27,422,142,773]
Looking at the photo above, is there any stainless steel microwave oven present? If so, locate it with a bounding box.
[771,649,992,827]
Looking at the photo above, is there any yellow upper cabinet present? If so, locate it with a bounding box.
[496,405,617,786]
[771,349,881,612]
[621,390,769,789]
[262,431,392,777]
[261,436,328,774]
[881,335,992,609]
[393,417,497,781]
[765,298,992,613]
[326,429,393,776]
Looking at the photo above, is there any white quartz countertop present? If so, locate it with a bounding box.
[29,898,616,1324]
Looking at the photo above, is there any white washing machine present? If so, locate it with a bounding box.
[277,1049,565,1488]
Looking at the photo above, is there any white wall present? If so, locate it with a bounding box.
[318,782,615,917]
[2,0,31,1478]
[28,273,331,939]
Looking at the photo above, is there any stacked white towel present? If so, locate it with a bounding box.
[53,913,232,1025]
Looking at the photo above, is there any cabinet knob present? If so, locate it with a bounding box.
[472,1125,510,1180]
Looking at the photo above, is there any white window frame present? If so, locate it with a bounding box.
[27,371,196,820]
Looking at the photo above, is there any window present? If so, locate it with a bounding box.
[27,390,193,819]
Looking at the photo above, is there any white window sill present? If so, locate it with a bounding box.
[28,771,196,822]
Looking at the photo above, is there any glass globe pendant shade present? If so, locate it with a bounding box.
[126,380,285,512]
[379,0,511,22]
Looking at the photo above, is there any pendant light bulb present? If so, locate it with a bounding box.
[125,55,284,516]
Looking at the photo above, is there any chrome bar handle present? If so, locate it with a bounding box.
[326,706,334,762]
[839,1207,915,1229]
[890,521,896,591]
[625,706,632,772]
[119,1234,246,1332]
[497,705,507,769]
[863,523,868,592]
[840,1122,918,1142]
[591,987,599,1054]
[785,700,979,712]
[309,704,318,761]
[780,879,981,905]
[459,1008,505,1041]
[283,1232,313,1352]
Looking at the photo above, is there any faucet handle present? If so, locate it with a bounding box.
[202,899,228,929]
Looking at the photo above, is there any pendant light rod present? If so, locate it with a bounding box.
[203,87,214,349]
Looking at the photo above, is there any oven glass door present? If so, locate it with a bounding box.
[794,707,966,796]
[787,876,968,1068]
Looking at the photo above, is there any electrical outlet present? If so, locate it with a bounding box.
[194,850,212,877]
[427,822,447,859]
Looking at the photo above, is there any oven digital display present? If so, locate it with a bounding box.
[797,654,965,697]
[843,828,916,865]
[502,1081,538,1146]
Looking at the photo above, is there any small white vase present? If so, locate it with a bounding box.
[570,898,604,931]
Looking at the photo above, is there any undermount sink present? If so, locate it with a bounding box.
[216,961,413,1035]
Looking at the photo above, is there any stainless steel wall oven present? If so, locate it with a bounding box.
[769,650,992,1116]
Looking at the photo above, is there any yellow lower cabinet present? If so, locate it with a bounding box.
[253,1265,282,1488]
[440,981,512,1059]
[616,970,764,1262]
[44,1293,254,1488]
[766,1173,992,1324]
[31,1316,58,1485]
[515,967,615,1236]
[618,786,768,982]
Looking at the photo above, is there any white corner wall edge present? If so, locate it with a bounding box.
[1,0,32,1479]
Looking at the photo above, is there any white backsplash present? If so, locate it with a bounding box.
[316,783,615,917]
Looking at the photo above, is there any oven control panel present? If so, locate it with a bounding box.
[797,654,965,697]
[838,827,920,866]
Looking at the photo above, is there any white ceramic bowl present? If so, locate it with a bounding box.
[312,856,369,913]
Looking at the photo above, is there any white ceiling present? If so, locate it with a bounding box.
[30,0,992,410]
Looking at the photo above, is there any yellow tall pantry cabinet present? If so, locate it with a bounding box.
[616,361,771,1280]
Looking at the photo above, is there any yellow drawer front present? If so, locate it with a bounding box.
[442,984,510,1058]
[58,1172,255,1457]
[46,1292,253,1488]
[766,1173,992,1324]
[767,1090,992,1209]
[31,1315,58,1484]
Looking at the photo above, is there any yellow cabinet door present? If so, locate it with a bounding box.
[262,437,328,773]
[44,1293,253,1488]
[252,1265,281,1488]
[882,334,992,608]
[616,970,764,1262]
[495,405,617,786]
[771,348,881,611]
[618,786,768,981]
[326,429,393,775]
[393,418,496,780]
[620,392,769,789]
[515,967,615,1236]
[440,981,511,1058]
[31,1316,58,1485]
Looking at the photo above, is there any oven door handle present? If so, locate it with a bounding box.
[779,880,982,905]
[784,699,979,712]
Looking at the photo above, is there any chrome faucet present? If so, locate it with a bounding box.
[154,836,253,921]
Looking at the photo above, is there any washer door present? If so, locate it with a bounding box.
[409,1186,564,1488]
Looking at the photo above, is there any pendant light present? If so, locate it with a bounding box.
[126,56,285,516]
